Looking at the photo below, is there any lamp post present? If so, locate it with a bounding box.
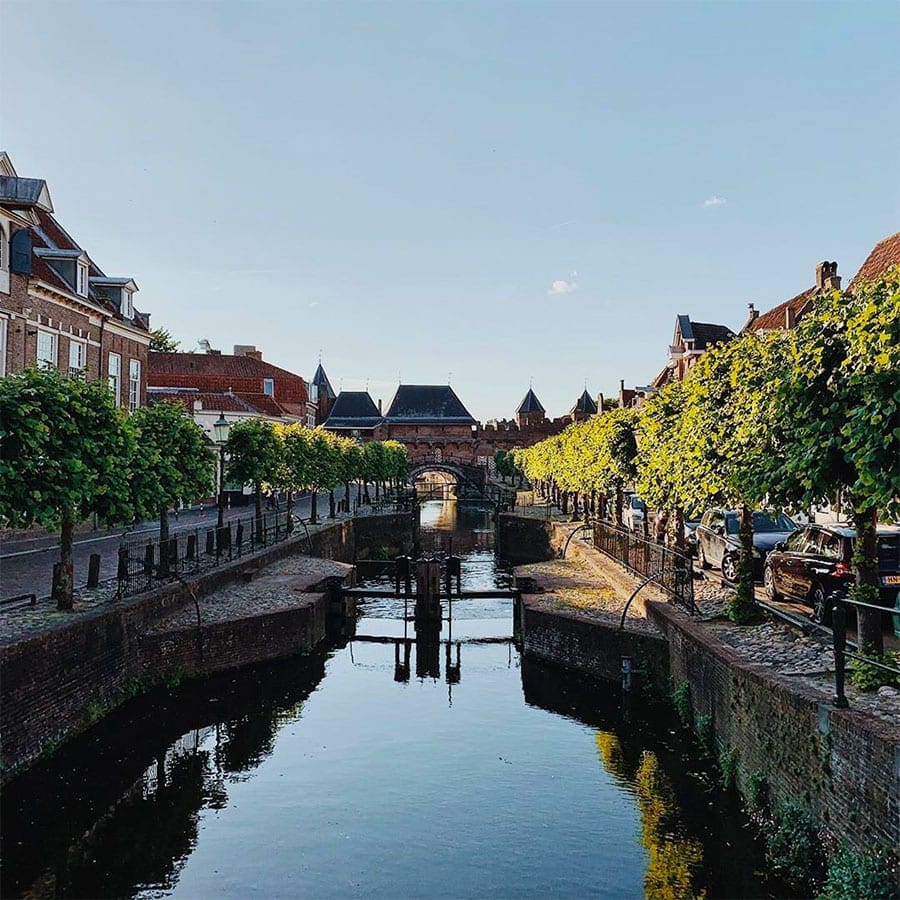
[213,412,231,528]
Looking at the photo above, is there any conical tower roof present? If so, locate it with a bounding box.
[517,388,545,414]
[571,389,598,415]
[312,362,336,400]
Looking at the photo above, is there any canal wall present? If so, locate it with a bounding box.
[496,513,557,565]
[647,600,900,874]
[0,510,415,783]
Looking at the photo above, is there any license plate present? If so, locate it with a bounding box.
[883,574,900,585]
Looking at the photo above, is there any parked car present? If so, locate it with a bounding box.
[683,509,702,556]
[623,495,647,533]
[696,509,797,582]
[764,524,900,623]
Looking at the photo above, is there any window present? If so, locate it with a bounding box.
[128,358,141,412]
[108,353,121,405]
[785,529,808,552]
[69,339,86,372]
[122,289,133,319]
[263,378,274,396]
[819,532,843,560]
[76,262,89,297]
[0,317,7,377]
[0,222,8,294]
[36,330,57,367]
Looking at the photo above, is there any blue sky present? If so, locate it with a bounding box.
[2,1,898,420]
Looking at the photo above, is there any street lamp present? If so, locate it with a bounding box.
[213,412,231,528]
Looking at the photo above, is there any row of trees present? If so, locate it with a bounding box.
[0,366,409,610]
[516,269,899,654]
[224,419,409,533]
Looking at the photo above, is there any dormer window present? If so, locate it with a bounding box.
[76,261,88,297]
[122,288,133,319]
[263,378,274,396]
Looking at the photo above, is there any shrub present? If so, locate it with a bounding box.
[694,714,714,753]
[671,682,691,727]
[848,650,900,692]
[746,769,768,811]
[818,845,895,900]
[718,747,738,791]
[766,800,825,892]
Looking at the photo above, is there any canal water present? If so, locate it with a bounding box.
[2,501,783,899]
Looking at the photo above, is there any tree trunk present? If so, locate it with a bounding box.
[329,490,336,519]
[310,491,318,524]
[254,484,263,541]
[614,484,624,528]
[673,506,685,555]
[590,489,596,515]
[562,491,569,515]
[158,506,170,578]
[853,505,883,657]
[357,482,362,506]
[571,491,580,522]
[54,507,76,611]
[345,482,351,513]
[363,481,370,504]
[375,480,380,500]
[737,504,755,606]
[641,510,649,541]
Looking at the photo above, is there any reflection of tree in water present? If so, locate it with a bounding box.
[596,733,705,900]
[57,748,217,897]
[218,708,279,776]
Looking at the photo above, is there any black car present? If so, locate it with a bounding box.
[764,524,900,623]
[696,509,797,582]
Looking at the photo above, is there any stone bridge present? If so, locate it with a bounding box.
[408,459,487,500]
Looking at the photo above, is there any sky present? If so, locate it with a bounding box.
[2,1,898,421]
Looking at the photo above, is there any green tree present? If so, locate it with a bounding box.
[0,367,135,609]
[225,419,282,540]
[129,402,216,545]
[760,269,900,653]
[149,327,180,352]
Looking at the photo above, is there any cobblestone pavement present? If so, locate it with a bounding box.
[146,555,353,633]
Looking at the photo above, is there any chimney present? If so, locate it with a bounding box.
[785,305,796,330]
[247,350,262,361]
[816,260,841,292]
[747,302,758,321]
[378,398,383,414]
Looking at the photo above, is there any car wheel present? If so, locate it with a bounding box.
[811,584,832,626]
[764,566,781,601]
[722,552,739,583]
[697,543,711,570]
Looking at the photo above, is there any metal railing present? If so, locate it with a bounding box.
[593,519,696,613]
[116,507,293,598]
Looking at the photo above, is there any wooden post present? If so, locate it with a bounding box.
[87,553,102,588]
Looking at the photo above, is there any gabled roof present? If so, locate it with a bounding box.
[148,351,304,382]
[148,388,299,419]
[517,388,545,414]
[0,175,53,212]
[384,385,476,424]
[849,232,900,290]
[675,315,735,349]
[747,286,816,332]
[323,391,382,429]
[571,389,598,415]
[312,362,336,400]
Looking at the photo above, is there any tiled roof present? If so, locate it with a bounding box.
[849,232,900,290]
[148,389,299,418]
[384,385,476,424]
[323,391,382,429]
[517,388,545,414]
[747,286,816,332]
[571,389,598,415]
[148,352,304,382]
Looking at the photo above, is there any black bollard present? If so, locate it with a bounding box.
[87,553,101,588]
[236,520,244,557]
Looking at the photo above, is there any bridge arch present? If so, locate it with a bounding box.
[408,461,486,500]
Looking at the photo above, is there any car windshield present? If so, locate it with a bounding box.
[724,512,795,534]
[630,498,646,510]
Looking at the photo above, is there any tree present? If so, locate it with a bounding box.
[382,440,409,492]
[0,367,135,609]
[129,402,216,546]
[149,327,180,352]
[759,269,900,653]
[225,420,282,540]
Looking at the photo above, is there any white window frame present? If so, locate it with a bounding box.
[76,261,89,297]
[0,317,7,377]
[263,377,274,396]
[36,329,57,368]
[69,338,86,372]
[0,221,8,295]
[128,358,141,412]
[108,352,122,405]
[122,289,133,319]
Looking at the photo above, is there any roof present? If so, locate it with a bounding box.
[677,316,736,349]
[571,389,598,415]
[148,389,299,419]
[323,391,382,429]
[747,286,816,332]
[848,232,900,290]
[0,175,53,211]
[384,385,476,424]
[148,351,304,382]
[517,388,545,414]
[312,362,336,400]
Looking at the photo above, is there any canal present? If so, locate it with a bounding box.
[1,501,784,898]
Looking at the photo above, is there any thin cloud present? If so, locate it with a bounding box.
[548,275,578,296]
[703,195,727,208]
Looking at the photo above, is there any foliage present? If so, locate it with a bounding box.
[746,769,768,812]
[725,589,762,625]
[848,650,900,692]
[129,402,216,525]
[225,419,282,492]
[671,682,692,727]
[694,713,714,753]
[818,844,895,900]
[765,800,825,892]
[149,327,180,352]
[718,747,738,791]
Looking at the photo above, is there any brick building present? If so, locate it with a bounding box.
[148,345,314,438]
[0,152,151,406]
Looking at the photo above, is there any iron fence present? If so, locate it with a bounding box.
[593,519,696,613]
[116,508,293,598]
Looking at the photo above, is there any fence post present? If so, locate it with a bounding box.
[186,533,196,560]
[144,542,155,589]
[87,553,101,588]
[205,529,215,556]
[236,520,244,557]
[832,601,849,708]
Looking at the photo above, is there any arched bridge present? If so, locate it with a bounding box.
[408,459,487,500]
